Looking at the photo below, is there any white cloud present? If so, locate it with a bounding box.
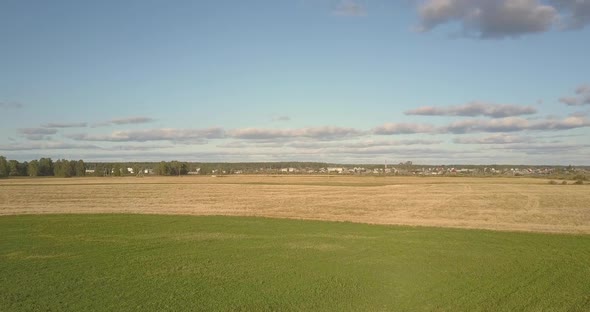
[491,142,590,155]
[405,101,537,117]
[288,139,442,149]
[92,117,156,127]
[228,126,365,140]
[453,133,536,144]
[374,115,590,135]
[444,117,530,133]
[68,128,225,142]
[18,128,58,140]
[42,122,88,128]
[444,116,590,133]
[110,117,156,125]
[18,128,58,135]
[372,123,437,135]
[0,142,101,151]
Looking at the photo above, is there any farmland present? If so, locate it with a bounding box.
[1,214,590,311]
[1,175,589,234]
[1,176,589,311]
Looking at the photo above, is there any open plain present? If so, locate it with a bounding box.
[1,175,589,234]
[2,176,590,311]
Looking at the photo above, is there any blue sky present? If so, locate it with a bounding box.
[1,0,589,164]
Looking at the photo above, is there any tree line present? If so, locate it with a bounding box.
[0,156,195,178]
[156,161,189,176]
[0,158,401,178]
[0,156,86,178]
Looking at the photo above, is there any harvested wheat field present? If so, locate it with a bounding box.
[1,175,588,234]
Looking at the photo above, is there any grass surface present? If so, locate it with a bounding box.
[1,214,589,311]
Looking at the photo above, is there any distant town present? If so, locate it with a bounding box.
[177,162,589,178]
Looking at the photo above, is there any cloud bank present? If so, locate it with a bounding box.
[453,133,535,144]
[18,128,58,140]
[42,122,88,128]
[228,126,365,140]
[444,116,590,133]
[372,123,437,135]
[405,102,537,118]
[68,128,224,142]
[0,142,100,151]
[93,117,156,127]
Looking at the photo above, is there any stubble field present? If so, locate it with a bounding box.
[1,175,589,234]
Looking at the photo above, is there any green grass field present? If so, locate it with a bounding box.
[1,215,589,311]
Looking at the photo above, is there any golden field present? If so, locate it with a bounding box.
[1,175,589,234]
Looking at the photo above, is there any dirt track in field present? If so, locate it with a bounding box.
[1,176,589,234]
